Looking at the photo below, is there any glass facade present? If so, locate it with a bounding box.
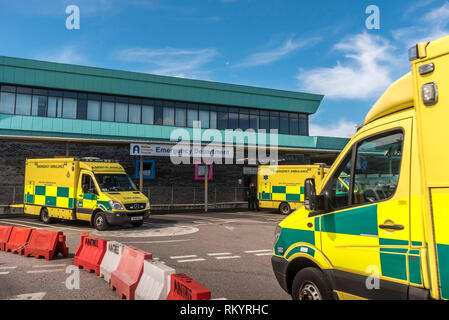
[0,83,309,136]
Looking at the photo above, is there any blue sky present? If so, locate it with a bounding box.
[0,0,448,137]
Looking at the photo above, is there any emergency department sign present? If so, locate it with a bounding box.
[130,143,233,159]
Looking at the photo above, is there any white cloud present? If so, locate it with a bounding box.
[235,36,320,68]
[393,2,449,46]
[309,119,358,138]
[115,47,218,79]
[298,32,396,100]
[37,46,89,65]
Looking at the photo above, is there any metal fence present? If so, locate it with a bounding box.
[0,185,248,206]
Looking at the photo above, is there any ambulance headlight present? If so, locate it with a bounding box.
[274,225,282,245]
[422,82,438,106]
[109,200,123,210]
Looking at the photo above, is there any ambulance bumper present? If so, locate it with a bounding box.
[104,210,150,225]
[271,256,289,294]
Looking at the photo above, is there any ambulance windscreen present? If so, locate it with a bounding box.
[95,174,138,192]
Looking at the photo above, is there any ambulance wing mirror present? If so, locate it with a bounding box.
[304,178,324,213]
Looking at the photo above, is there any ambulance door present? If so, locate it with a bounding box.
[76,171,99,216]
[413,47,449,300]
[319,119,411,299]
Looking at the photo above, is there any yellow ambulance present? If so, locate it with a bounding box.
[23,157,150,230]
[258,165,327,215]
[272,35,449,300]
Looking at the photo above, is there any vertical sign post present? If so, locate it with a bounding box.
[204,165,208,213]
[139,155,143,192]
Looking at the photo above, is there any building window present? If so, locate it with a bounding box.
[187,108,198,128]
[154,101,163,125]
[0,84,310,136]
[175,108,186,127]
[210,111,217,129]
[134,159,156,180]
[199,110,209,128]
[279,113,289,135]
[0,92,15,114]
[76,99,88,120]
[217,111,228,130]
[101,101,114,121]
[15,94,32,115]
[62,98,77,119]
[163,107,175,126]
[115,102,128,122]
[289,118,299,135]
[48,97,62,118]
[129,104,141,124]
[87,100,100,120]
[32,95,47,117]
[260,114,269,131]
[142,105,154,124]
[299,114,308,136]
[250,114,259,130]
[270,112,279,132]
[228,111,239,129]
[239,113,249,131]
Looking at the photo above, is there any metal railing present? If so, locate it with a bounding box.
[0,185,248,206]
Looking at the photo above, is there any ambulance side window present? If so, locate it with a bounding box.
[352,131,403,205]
[81,174,97,194]
[327,152,352,211]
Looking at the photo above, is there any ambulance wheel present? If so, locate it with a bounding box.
[40,208,53,224]
[279,202,291,215]
[131,221,144,227]
[292,267,333,300]
[93,211,109,231]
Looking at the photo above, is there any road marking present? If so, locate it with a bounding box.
[215,255,241,260]
[0,266,17,270]
[122,239,194,244]
[170,255,198,259]
[8,292,47,300]
[0,219,89,232]
[27,269,65,274]
[0,271,10,275]
[244,249,272,254]
[177,258,206,263]
[255,252,273,256]
[207,252,232,256]
[0,220,44,229]
[32,264,67,268]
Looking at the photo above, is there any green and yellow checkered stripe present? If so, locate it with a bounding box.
[259,185,305,202]
[24,185,75,209]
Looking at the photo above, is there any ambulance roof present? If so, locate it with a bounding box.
[364,72,413,126]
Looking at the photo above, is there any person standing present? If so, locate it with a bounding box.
[247,183,259,211]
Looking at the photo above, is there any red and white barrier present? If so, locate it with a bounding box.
[135,260,176,300]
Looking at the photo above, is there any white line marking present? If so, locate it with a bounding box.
[170,255,197,259]
[0,271,10,275]
[177,258,206,263]
[244,249,272,254]
[0,266,17,270]
[212,298,228,300]
[0,219,89,232]
[0,220,44,229]
[215,255,241,260]
[32,264,67,268]
[207,252,232,256]
[27,269,65,274]
[8,292,47,300]
[255,252,273,256]
[123,239,194,244]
